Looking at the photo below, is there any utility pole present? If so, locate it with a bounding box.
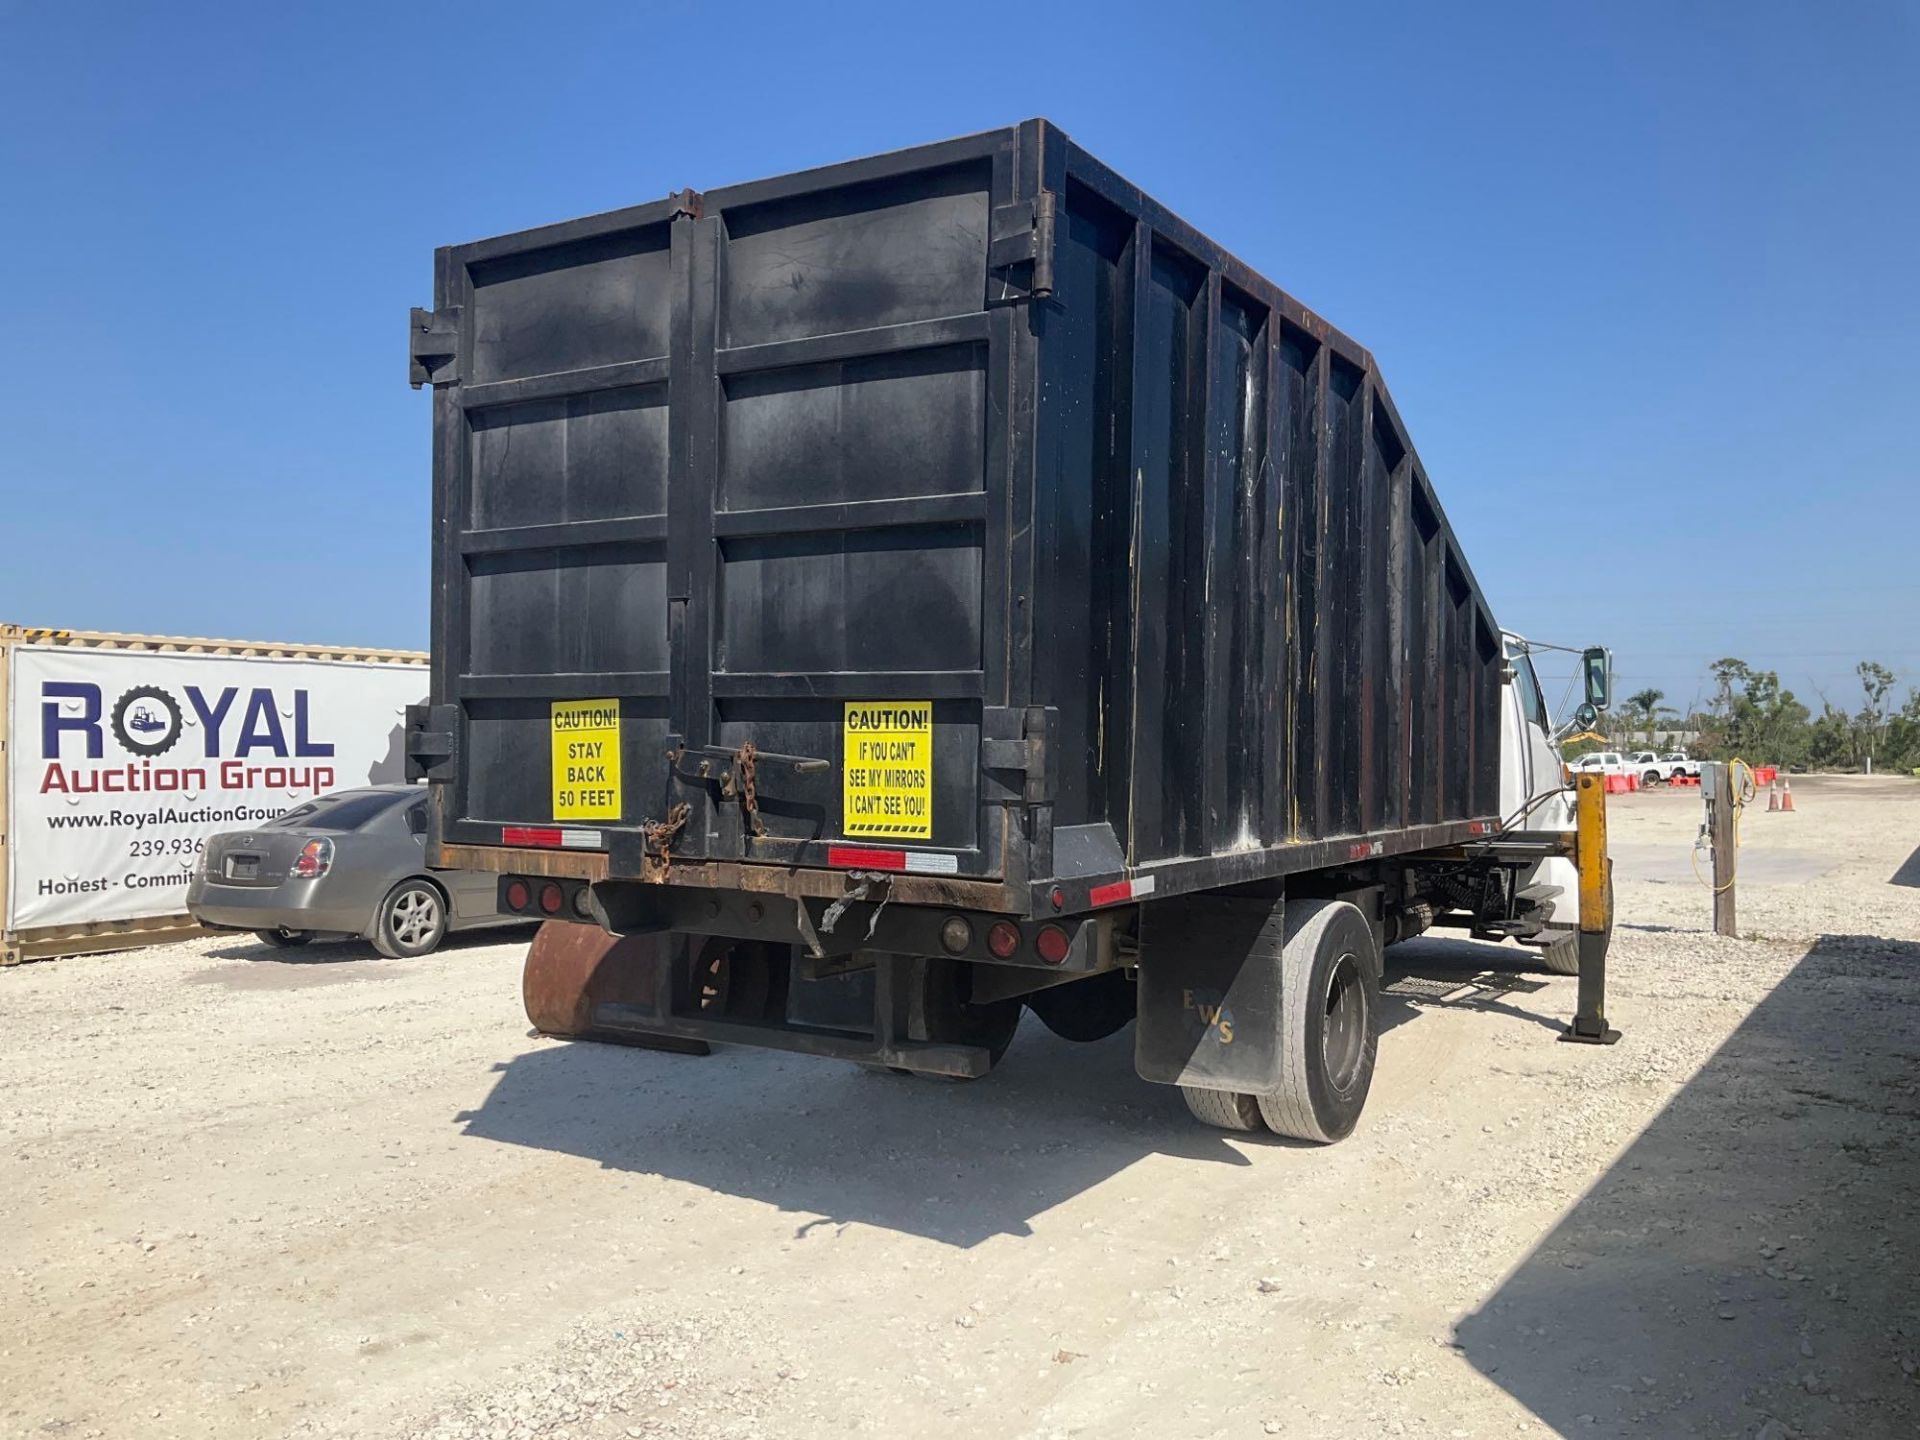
[1703,761,1737,937]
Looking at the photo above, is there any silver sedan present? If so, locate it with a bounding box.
[187,785,515,957]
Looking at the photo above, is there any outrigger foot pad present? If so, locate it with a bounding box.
[1559,1021,1621,1045]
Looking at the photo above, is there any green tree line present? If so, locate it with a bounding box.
[1593,659,1919,772]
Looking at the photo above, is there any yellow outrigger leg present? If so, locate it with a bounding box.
[1561,772,1621,1045]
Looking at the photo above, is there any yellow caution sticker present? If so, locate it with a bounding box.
[843,702,933,839]
[551,699,622,820]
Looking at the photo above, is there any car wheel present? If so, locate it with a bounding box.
[1643,770,1660,786]
[371,879,448,958]
[253,927,311,948]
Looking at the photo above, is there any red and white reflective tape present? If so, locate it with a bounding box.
[1466,820,1493,835]
[1346,840,1385,861]
[1087,874,1157,908]
[825,845,960,876]
[503,826,603,850]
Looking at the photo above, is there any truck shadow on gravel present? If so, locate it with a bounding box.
[1378,936,1564,1038]
[451,937,1572,1247]
[455,1020,1249,1246]
[1453,932,1920,1439]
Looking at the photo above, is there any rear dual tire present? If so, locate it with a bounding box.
[1179,899,1380,1145]
[1180,1087,1265,1131]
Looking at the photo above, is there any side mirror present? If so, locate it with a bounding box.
[1582,647,1612,713]
[1573,701,1599,731]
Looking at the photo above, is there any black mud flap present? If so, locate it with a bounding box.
[1134,895,1287,1093]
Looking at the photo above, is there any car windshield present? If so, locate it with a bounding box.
[267,790,410,833]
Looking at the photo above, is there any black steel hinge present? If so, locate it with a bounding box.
[981,706,1056,806]
[405,703,459,783]
[408,305,463,389]
[988,193,1057,302]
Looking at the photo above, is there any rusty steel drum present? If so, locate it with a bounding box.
[522,922,709,1054]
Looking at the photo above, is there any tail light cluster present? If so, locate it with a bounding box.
[291,838,333,880]
[1034,925,1072,965]
[969,917,1074,965]
[500,875,595,923]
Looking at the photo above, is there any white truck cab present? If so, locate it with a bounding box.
[1494,634,1611,975]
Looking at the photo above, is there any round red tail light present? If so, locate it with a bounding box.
[986,921,1022,959]
[1035,924,1071,965]
[539,882,564,915]
[504,880,530,912]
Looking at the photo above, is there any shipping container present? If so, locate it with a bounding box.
[408,121,1615,1140]
[2,625,427,965]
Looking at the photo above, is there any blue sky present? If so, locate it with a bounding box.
[2,2,1914,719]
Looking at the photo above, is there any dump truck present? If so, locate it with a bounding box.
[405,120,1618,1144]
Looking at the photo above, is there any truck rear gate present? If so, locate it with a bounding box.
[408,119,1504,919]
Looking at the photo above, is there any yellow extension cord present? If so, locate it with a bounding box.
[1690,757,1756,892]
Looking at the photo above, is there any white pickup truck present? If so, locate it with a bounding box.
[1628,751,1699,784]
[1567,751,1629,780]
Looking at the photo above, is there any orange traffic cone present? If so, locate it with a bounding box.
[1780,779,1795,813]
[1767,781,1781,812]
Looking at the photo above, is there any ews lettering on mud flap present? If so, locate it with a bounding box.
[842,702,932,840]
[1183,989,1235,1045]
[550,700,621,821]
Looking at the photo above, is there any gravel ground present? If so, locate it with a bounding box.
[2,775,1916,1440]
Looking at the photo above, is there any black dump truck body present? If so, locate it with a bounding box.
[409,121,1609,1135]
[409,119,1502,905]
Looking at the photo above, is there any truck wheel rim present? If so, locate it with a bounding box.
[1322,953,1367,1094]
[393,889,440,946]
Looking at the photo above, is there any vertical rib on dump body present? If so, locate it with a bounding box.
[408,120,1503,918]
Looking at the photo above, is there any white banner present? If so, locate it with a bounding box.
[6,646,426,930]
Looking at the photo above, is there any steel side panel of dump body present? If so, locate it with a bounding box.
[415,120,1503,915]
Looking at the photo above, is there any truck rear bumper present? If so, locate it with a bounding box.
[496,870,1116,977]
[437,842,1019,913]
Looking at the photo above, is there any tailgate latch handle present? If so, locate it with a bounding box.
[669,744,830,783]
[668,742,830,840]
